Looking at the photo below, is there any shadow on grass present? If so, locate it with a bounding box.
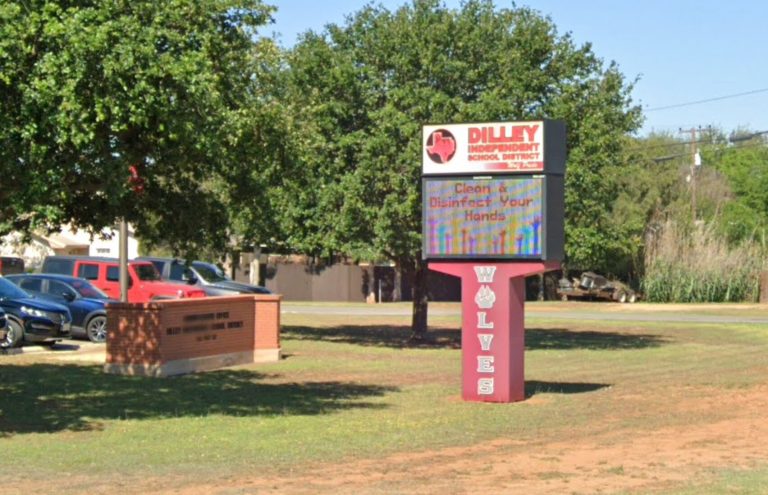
[284,325,462,349]
[284,325,666,351]
[0,364,397,436]
[525,380,610,398]
[526,328,666,350]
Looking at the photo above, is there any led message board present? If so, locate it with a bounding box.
[422,175,564,260]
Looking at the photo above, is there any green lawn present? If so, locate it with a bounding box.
[2,306,768,494]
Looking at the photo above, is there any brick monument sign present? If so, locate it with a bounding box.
[104,294,281,377]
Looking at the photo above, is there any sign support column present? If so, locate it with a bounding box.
[430,261,559,402]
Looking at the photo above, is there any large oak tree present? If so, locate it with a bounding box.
[280,0,641,338]
[0,0,277,256]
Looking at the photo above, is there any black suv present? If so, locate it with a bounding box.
[0,277,72,348]
[0,307,7,342]
[138,257,271,296]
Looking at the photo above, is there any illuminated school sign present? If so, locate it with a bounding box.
[423,119,566,402]
[422,120,566,176]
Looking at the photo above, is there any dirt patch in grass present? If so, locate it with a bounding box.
[154,386,766,495]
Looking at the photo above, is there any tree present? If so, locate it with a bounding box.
[281,0,641,338]
[0,0,277,257]
[708,134,768,244]
[604,132,691,282]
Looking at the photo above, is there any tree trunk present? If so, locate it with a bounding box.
[392,263,402,302]
[409,257,429,341]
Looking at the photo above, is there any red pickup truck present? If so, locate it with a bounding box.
[41,256,206,303]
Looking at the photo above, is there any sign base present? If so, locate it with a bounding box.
[429,261,559,403]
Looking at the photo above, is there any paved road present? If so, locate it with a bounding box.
[282,303,768,325]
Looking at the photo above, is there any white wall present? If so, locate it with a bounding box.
[83,227,139,259]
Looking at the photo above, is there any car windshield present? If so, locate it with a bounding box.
[70,279,109,299]
[192,262,228,283]
[0,277,30,299]
[134,263,162,281]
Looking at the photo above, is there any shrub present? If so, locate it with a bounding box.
[642,220,764,302]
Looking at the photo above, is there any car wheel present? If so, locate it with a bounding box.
[617,291,628,303]
[560,294,569,301]
[628,293,637,303]
[1,319,24,348]
[86,315,107,343]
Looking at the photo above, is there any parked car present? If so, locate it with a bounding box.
[557,272,638,303]
[41,256,206,303]
[0,276,71,348]
[138,257,271,296]
[6,274,113,343]
[0,307,7,342]
[0,256,24,275]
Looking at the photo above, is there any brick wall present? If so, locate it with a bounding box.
[105,295,281,374]
[254,297,280,350]
[105,303,163,365]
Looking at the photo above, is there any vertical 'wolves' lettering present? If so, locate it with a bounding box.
[474,266,497,283]
[478,334,494,351]
[477,311,494,328]
[477,356,495,373]
[478,378,494,395]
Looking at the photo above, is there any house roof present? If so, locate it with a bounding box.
[37,231,89,250]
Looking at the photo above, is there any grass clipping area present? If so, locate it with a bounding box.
[2,306,768,494]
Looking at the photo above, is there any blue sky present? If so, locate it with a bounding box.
[267,1,768,136]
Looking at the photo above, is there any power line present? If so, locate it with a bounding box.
[631,138,712,152]
[645,88,768,112]
[637,130,768,155]
[729,130,768,142]
[652,138,768,163]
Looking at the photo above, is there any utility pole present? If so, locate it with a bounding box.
[680,127,703,222]
[119,219,128,302]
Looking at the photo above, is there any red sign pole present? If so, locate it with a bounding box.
[429,261,559,402]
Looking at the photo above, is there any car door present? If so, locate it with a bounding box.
[149,260,168,278]
[45,280,86,326]
[168,262,189,283]
[103,265,121,300]
[16,276,44,297]
[105,264,135,301]
[75,261,104,292]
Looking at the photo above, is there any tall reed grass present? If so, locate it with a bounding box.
[642,220,765,302]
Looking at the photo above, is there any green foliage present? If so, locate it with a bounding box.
[0,0,276,258]
[623,130,768,301]
[606,133,694,280]
[643,260,759,303]
[707,137,768,244]
[280,0,641,268]
[642,220,763,303]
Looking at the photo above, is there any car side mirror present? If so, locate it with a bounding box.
[186,275,198,285]
[63,292,76,302]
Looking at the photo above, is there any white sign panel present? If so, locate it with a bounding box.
[422,121,545,175]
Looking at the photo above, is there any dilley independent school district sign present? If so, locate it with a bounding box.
[422,120,566,402]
